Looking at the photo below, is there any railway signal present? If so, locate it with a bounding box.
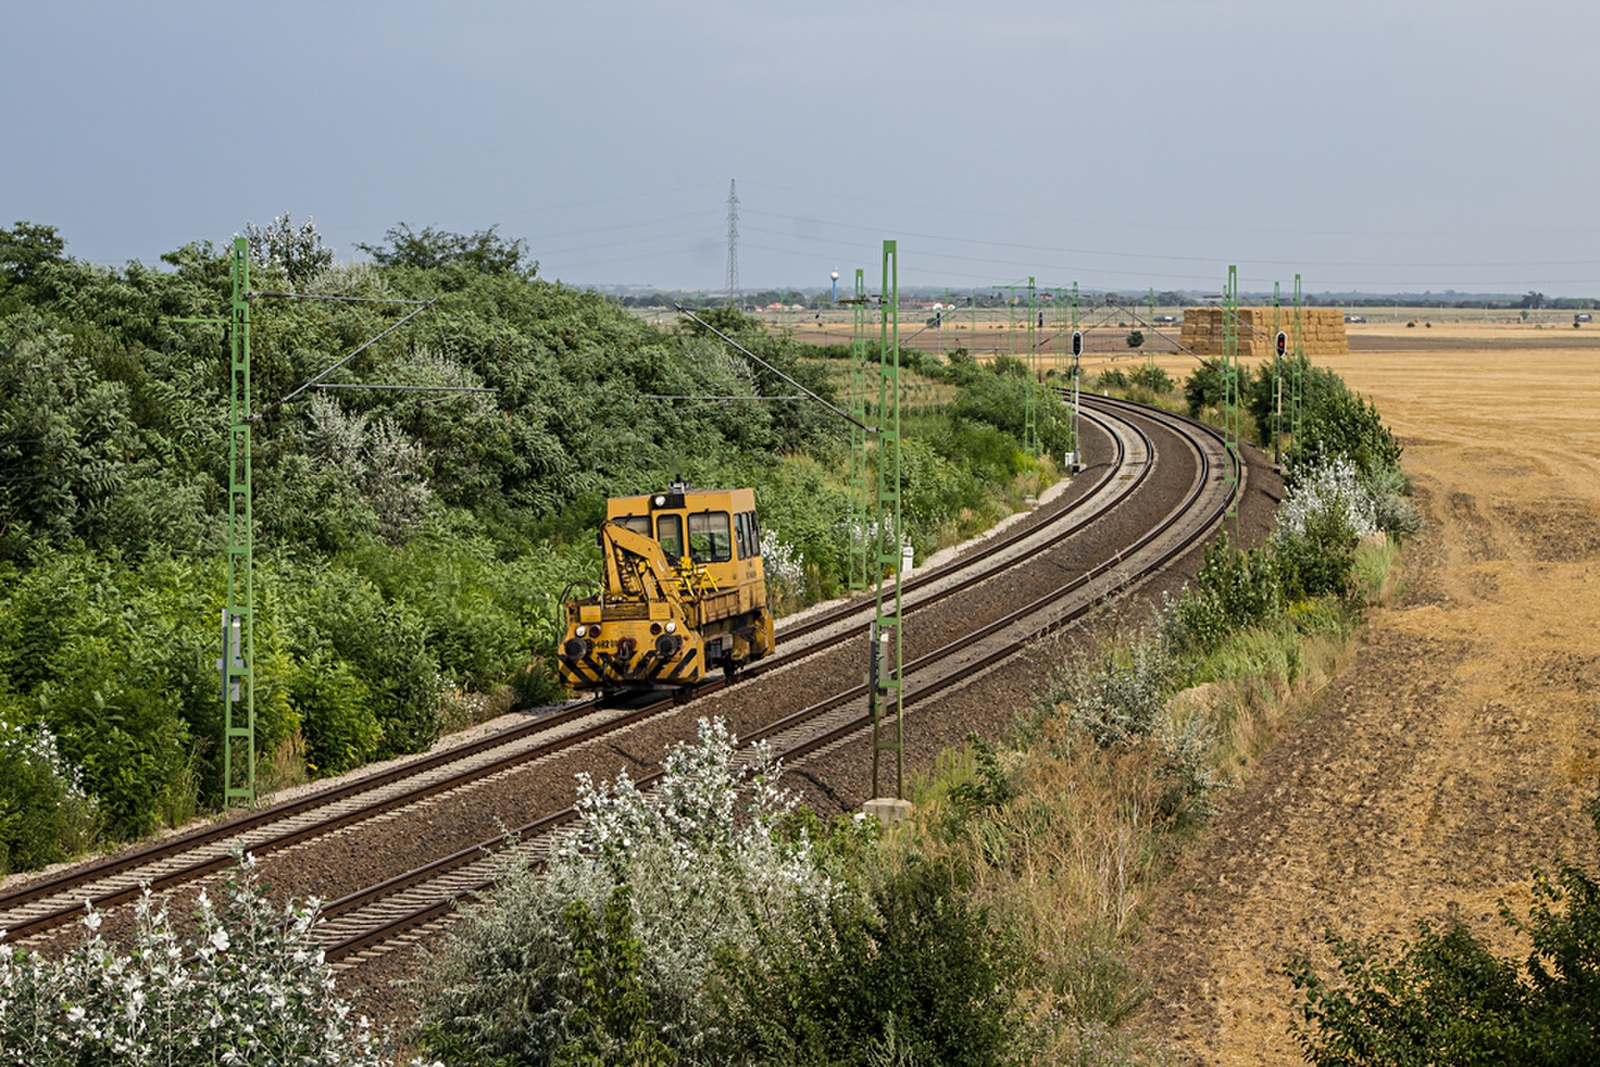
[1276,330,1287,358]
[1071,330,1083,357]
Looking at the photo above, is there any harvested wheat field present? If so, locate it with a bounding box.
[1134,322,1600,1064]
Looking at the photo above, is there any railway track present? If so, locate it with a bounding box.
[1,400,1169,948]
[315,396,1240,965]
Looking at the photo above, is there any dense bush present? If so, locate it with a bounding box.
[1128,362,1172,394]
[720,854,1024,1067]
[949,358,1072,458]
[1168,535,1283,655]
[0,714,99,877]
[1094,367,1130,391]
[1284,388,1403,485]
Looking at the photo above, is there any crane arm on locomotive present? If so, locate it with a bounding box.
[558,484,775,692]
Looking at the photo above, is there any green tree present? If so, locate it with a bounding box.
[0,221,66,288]
[357,222,535,277]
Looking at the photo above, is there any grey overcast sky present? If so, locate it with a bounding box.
[4,1,1596,296]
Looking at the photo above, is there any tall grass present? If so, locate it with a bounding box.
[889,539,1400,1060]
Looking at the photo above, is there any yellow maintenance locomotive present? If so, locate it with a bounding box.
[558,482,775,693]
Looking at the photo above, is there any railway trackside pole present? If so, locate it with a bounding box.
[1292,274,1305,441]
[220,271,439,807]
[996,279,1040,459]
[1223,265,1241,533]
[1026,277,1037,458]
[1072,282,1081,469]
[868,239,909,818]
[223,237,256,807]
[847,268,869,591]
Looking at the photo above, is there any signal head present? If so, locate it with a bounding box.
[1275,330,1287,357]
[1071,330,1083,357]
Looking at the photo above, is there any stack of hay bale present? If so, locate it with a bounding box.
[1179,307,1348,357]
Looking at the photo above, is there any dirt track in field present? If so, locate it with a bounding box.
[1132,325,1600,1063]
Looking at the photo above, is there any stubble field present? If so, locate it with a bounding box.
[1132,321,1600,1063]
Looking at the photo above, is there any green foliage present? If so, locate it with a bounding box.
[1128,361,1172,394]
[289,650,380,776]
[947,732,1019,820]
[357,222,535,277]
[1168,536,1283,655]
[285,562,441,759]
[1094,367,1130,391]
[1182,361,1220,416]
[1274,496,1358,603]
[1287,798,1600,1065]
[949,361,1071,457]
[1125,329,1144,349]
[244,213,334,286]
[1058,634,1180,749]
[719,854,1023,1067]
[0,553,234,837]
[555,888,678,1067]
[1285,387,1403,484]
[0,221,67,287]
[0,711,100,876]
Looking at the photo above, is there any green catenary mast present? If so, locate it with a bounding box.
[224,237,256,806]
[848,268,870,591]
[1292,274,1305,441]
[1223,265,1241,530]
[871,240,904,801]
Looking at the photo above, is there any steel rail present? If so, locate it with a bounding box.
[1,405,1141,944]
[319,400,1233,964]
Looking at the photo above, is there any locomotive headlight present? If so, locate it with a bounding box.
[650,622,662,635]
[665,621,677,634]
[653,495,666,507]
[575,625,588,638]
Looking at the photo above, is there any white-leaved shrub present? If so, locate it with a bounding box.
[244,213,334,286]
[0,853,431,1066]
[758,527,806,600]
[1274,453,1380,542]
[417,717,838,1064]
[1060,630,1179,749]
[304,393,431,542]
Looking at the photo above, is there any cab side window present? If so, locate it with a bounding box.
[689,511,732,563]
[734,511,762,559]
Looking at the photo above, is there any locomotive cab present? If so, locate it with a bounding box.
[558,483,775,693]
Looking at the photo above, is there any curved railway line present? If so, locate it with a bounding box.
[0,396,1246,970]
